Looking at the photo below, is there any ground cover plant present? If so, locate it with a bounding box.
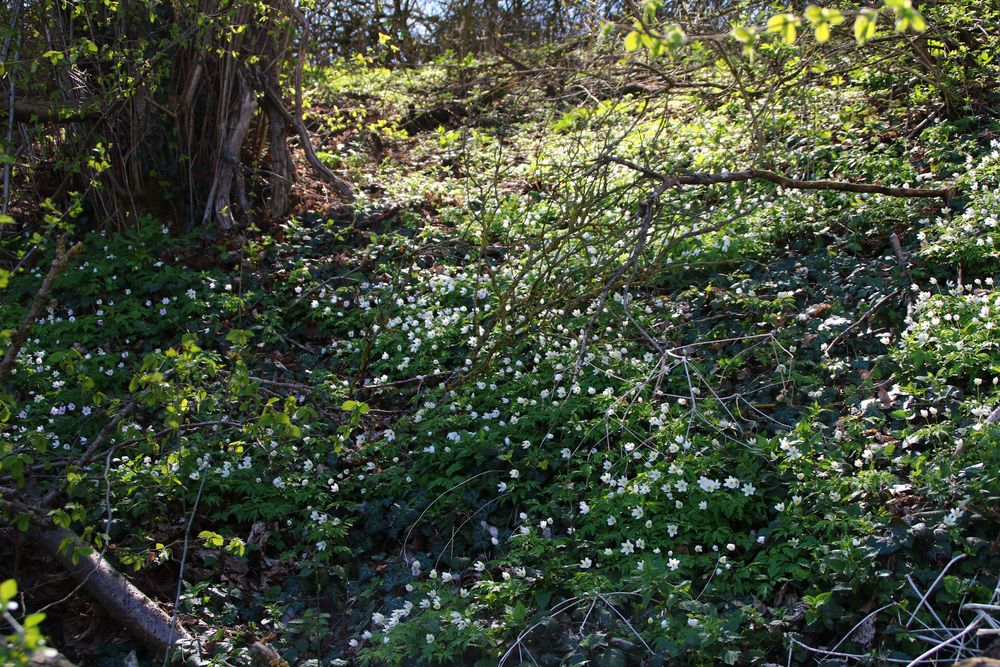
[2,1,1000,665]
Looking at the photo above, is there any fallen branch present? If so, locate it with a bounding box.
[0,236,83,383]
[602,156,956,202]
[1,486,195,659]
[32,524,195,659]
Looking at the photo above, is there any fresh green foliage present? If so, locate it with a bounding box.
[1,579,46,665]
[623,1,927,61]
[2,6,999,665]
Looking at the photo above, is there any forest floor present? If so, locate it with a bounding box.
[2,50,1000,666]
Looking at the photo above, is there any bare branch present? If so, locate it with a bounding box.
[602,156,956,202]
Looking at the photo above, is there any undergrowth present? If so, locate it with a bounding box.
[2,47,999,666]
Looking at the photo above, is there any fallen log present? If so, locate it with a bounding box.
[32,524,194,659]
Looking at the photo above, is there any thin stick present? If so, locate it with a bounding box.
[903,618,982,667]
[163,471,208,666]
[598,594,653,654]
[826,290,899,356]
[906,554,966,627]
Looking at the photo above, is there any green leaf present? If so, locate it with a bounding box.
[51,509,71,529]
[731,25,754,44]
[854,10,878,45]
[181,333,200,351]
[225,328,253,345]
[198,530,224,548]
[0,578,15,604]
[227,537,246,557]
[0,214,14,224]
[341,400,369,414]
[805,6,844,27]
[767,13,800,45]
[895,5,926,33]
[804,6,843,44]
[624,30,642,53]
[642,0,658,25]
[24,612,46,628]
[662,24,686,50]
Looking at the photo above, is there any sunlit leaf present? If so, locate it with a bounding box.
[624,30,642,52]
[767,14,800,46]
[0,579,16,604]
[732,25,755,44]
[854,9,878,45]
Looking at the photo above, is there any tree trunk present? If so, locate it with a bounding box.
[204,71,258,230]
[265,98,296,220]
